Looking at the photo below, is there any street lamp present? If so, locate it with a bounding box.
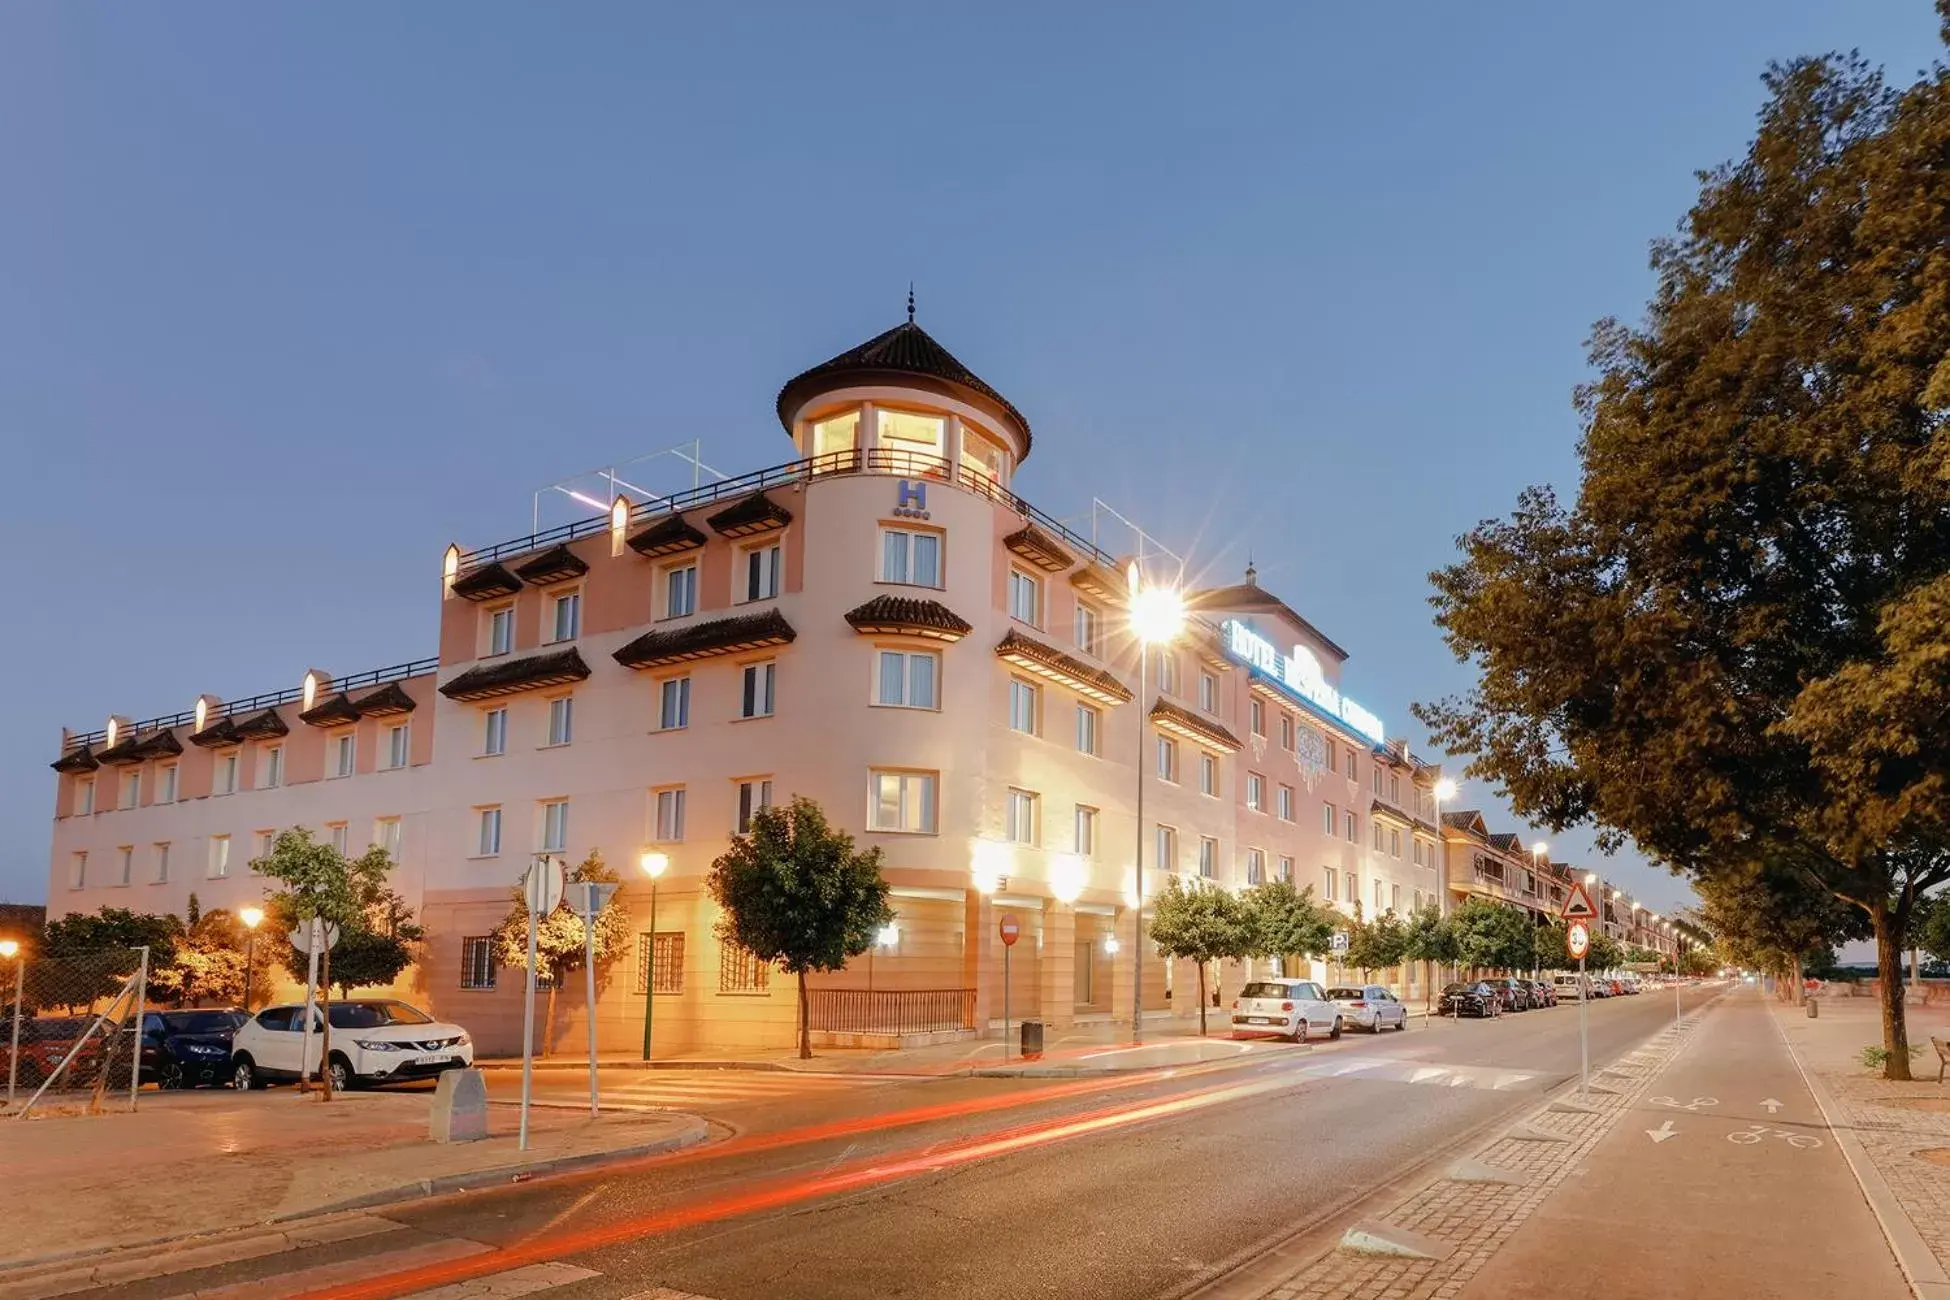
[239,906,265,1011]
[1,939,21,1109]
[639,851,669,1060]
[1126,562,1185,1045]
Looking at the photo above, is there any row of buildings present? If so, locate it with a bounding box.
[38,312,1678,1054]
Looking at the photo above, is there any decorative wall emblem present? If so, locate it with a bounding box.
[893,479,931,520]
[1295,726,1328,790]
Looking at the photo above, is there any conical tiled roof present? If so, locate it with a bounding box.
[776,319,1033,459]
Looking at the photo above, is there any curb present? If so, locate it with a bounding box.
[1771,1008,1950,1300]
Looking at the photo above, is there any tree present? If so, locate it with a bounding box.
[490,849,631,1055]
[1585,930,1623,975]
[1416,41,1950,1078]
[1240,879,1336,975]
[1913,892,1950,965]
[1344,909,1408,981]
[1148,878,1253,1036]
[1402,902,1459,1008]
[707,797,891,1059]
[148,895,251,1007]
[37,907,182,1010]
[1449,898,1531,975]
[1698,854,1865,1001]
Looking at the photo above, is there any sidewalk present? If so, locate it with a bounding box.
[0,1087,709,1269]
[1775,992,1950,1298]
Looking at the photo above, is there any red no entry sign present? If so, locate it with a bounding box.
[999,913,1021,947]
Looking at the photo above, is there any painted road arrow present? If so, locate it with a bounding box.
[1646,1120,1679,1143]
[1760,1098,1784,1114]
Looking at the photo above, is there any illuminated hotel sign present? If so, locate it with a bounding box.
[1221,620,1386,746]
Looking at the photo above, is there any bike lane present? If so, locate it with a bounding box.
[1461,990,1909,1300]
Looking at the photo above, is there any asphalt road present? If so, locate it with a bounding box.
[78,987,1719,1300]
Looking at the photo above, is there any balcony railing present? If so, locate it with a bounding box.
[70,657,440,748]
[806,988,977,1036]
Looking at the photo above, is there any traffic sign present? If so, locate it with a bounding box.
[1330,930,1350,954]
[1561,882,1598,922]
[571,879,619,918]
[998,913,1021,947]
[525,856,566,915]
[304,918,341,951]
[1567,919,1591,960]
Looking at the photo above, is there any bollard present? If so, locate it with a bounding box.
[430,1067,489,1142]
[1806,999,1819,1020]
[1020,1020,1044,1060]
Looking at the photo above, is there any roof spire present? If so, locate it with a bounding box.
[907,282,915,323]
[1245,554,1258,586]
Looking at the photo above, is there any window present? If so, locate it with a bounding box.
[1156,825,1178,871]
[157,764,177,805]
[877,408,944,457]
[1280,714,1294,751]
[209,835,230,880]
[1278,784,1295,821]
[1075,805,1098,856]
[256,830,276,860]
[1390,774,1401,803]
[1245,848,1265,885]
[1199,752,1219,796]
[119,770,141,810]
[659,676,692,730]
[154,842,171,883]
[70,851,87,889]
[1198,836,1217,878]
[460,937,497,990]
[870,770,937,833]
[1250,697,1265,736]
[637,932,685,994]
[880,527,942,588]
[375,817,402,858]
[1156,650,1180,696]
[547,697,574,746]
[663,562,698,619]
[487,605,513,656]
[328,822,348,855]
[1323,866,1337,901]
[541,800,569,853]
[1390,828,1403,859]
[738,542,781,603]
[1199,671,1218,713]
[1391,884,1402,913]
[1346,873,1359,905]
[73,777,94,816]
[1278,854,1294,883]
[735,779,771,834]
[476,807,503,857]
[961,424,1007,484]
[1373,767,1385,797]
[386,724,410,768]
[1372,823,1385,852]
[719,940,771,993]
[116,847,133,886]
[1008,679,1039,735]
[549,590,581,642]
[483,707,508,756]
[1323,803,1337,835]
[1005,789,1039,845]
[1156,737,1179,782]
[1007,569,1040,625]
[741,662,776,719]
[1246,773,1264,812]
[1414,839,1427,868]
[258,745,281,789]
[1344,746,1357,778]
[331,733,355,778]
[876,649,938,709]
[655,788,686,842]
[811,409,859,460]
[215,753,239,796]
[1374,879,1385,912]
[1075,703,1099,755]
[1075,602,1104,657]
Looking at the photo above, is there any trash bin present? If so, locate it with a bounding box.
[1020,1020,1044,1059]
[1807,999,1819,1019]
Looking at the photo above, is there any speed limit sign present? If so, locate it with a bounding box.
[1567,920,1591,961]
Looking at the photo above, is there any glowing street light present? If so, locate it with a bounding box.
[1,938,21,1107]
[239,906,265,1011]
[639,852,669,1061]
[1126,561,1186,1046]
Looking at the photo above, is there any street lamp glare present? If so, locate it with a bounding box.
[0,940,16,959]
[1531,840,1548,857]
[240,906,264,930]
[639,851,669,880]
[1584,871,1599,885]
[1129,584,1187,645]
[1433,778,1458,802]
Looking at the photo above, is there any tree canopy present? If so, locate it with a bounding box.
[1239,879,1336,969]
[1148,878,1253,1036]
[490,848,631,1054]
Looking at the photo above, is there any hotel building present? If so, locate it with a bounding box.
[46,314,1651,1055]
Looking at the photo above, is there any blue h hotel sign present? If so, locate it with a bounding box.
[893,479,930,520]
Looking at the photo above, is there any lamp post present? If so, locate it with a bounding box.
[1125,564,1186,1045]
[2,939,21,1110]
[1530,841,1548,977]
[239,906,264,1012]
[1430,778,1457,994]
[638,852,669,1061]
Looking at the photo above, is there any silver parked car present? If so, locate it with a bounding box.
[1324,985,1409,1033]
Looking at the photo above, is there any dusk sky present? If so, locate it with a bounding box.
[3,3,1942,913]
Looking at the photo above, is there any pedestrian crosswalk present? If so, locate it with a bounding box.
[538,1069,900,1114]
[1287,1053,1551,1093]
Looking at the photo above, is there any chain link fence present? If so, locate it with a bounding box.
[3,945,149,1117]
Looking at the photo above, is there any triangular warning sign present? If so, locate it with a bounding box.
[1561,882,1598,922]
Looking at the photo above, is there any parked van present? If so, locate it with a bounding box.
[1552,974,1589,1000]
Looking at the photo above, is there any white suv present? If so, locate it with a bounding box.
[1229,978,1344,1043]
[231,999,473,1092]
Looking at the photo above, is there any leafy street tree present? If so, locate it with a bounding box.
[1912,892,1950,966]
[1449,898,1531,975]
[1344,909,1409,981]
[490,849,632,1055]
[1700,856,1864,1000]
[1149,878,1253,1036]
[1240,879,1336,975]
[707,797,892,1059]
[1402,902,1459,1008]
[148,895,252,1007]
[1584,930,1623,975]
[1416,39,1950,1077]
[36,907,182,1011]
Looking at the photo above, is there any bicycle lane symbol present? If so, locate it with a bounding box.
[1726,1124,1822,1149]
[1649,1095,1719,1112]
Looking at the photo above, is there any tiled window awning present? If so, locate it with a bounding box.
[129,730,183,762]
[93,734,144,765]
[513,544,590,587]
[844,595,973,643]
[300,694,362,728]
[1149,698,1242,752]
[189,718,241,748]
[440,647,593,702]
[1370,800,1415,829]
[451,562,522,602]
[996,629,1132,705]
[231,709,291,741]
[614,610,796,670]
[1070,561,1124,601]
[706,491,793,538]
[626,514,708,558]
[51,744,99,774]
[1003,523,1076,574]
[353,681,417,717]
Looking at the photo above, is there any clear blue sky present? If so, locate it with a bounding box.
[3,2,1943,913]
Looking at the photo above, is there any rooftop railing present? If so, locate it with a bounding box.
[68,657,439,748]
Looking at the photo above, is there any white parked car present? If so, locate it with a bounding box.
[231,999,473,1092]
[1325,984,1409,1033]
[1229,979,1344,1042]
[1552,974,1589,1001]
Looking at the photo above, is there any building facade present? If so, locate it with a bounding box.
[47,315,1657,1055]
